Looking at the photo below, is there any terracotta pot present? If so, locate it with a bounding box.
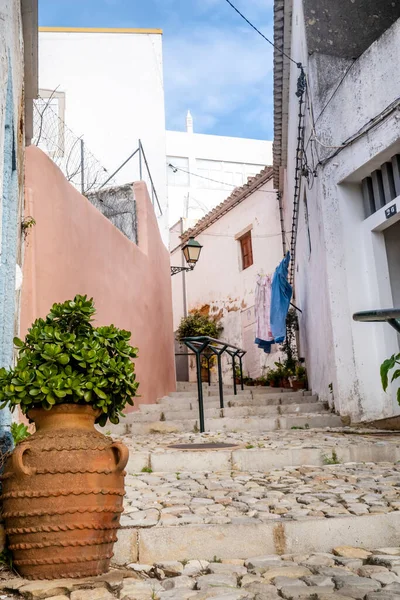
[280,378,291,389]
[291,380,306,391]
[2,405,128,580]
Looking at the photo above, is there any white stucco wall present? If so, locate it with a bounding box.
[171,177,283,382]
[0,0,26,443]
[38,29,169,242]
[281,2,400,421]
[0,1,24,195]
[166,126,273,226]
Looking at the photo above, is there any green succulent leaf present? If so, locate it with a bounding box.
[0,295,138,426]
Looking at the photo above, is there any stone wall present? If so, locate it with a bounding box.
[86,184,137,244]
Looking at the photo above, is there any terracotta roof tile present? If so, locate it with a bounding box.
[181,166,274,242]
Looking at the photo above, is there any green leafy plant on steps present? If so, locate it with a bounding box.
[10,423,31,445]
[0,295,139,427]
[381,353,400,404]
[322,449,341,465]
[176,310,223,342]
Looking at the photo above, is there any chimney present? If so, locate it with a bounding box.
[186,110,193,134]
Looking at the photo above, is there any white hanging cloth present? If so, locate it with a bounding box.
[255,274,274,343]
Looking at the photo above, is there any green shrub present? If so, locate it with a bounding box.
[0,295,138,427]
[176,310,223,342]
[381,352,400,404]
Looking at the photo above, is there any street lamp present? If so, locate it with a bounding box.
[171,237,203,276]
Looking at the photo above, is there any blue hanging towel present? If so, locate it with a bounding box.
[270,252,293,343]
[254,337,272,354]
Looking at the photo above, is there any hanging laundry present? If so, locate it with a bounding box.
[270,252,293,343]
[254,274,274,354]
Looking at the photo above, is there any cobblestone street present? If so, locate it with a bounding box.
[122,462,400,528]
[2,546,400,599]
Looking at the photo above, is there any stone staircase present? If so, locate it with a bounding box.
[107,381,400,600]
[110,382,343,436]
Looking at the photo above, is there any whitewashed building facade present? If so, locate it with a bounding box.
[171,167,283,382]
[273,0,400,422]
[167,112,272,226]
[38,27,169,241]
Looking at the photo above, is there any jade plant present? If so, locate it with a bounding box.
[0,295,139,426]
[381,352,400,403]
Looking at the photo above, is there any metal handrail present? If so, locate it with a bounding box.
[353,309,400,333]
[181,336,247,433]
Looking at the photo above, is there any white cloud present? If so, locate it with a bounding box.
[164,23,274,138]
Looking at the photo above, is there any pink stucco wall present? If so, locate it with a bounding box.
[21,146,176,410]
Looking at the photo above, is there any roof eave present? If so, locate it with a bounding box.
[181,167,274,242]
[273,0,293,190]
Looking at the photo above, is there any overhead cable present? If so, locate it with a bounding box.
[223,0,301,68]
[168,163,277,193]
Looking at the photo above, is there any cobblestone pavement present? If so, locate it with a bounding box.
[121,463,400,528]
[118,430,400,454]
[2,546,400,599]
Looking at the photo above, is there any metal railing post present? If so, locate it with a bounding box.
[195,351,205,433]
[138,140,143,180]
[217,353,224,408]
[216,345,228,409]
[182,337,246,427]
[80,138,85,194]
[183,339,210,433]
[232,354,237,396]
[238,351,245,391]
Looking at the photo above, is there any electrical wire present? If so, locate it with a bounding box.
[314,59,358,125]
[168,163,277,193]
[318,96,400,167]
[223,0,301,67]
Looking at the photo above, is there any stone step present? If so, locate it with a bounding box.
[134,402,330,422]
[114,511,400,564]
[126,440,400,473]
[121,414,343,435]
[176,382,300,394]
[157,393,317,408]
[169,388,310,398]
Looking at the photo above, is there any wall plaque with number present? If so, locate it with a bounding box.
[385,204,397,219]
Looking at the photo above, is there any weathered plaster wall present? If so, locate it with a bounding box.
[0,0,25,450]
[171,178,283,382]
[22,146,176,410]
[303,0,400,58]
[38,30,169,245]
[282,3,400,420]
[86,184,137,244]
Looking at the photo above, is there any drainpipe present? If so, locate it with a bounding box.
[277,191,286,255]
[180,218,188,318]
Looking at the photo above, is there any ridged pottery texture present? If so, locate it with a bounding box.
[1,405,129,580]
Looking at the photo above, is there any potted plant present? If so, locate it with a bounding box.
[176,310,223,383]
[0,295,138,580]
[266,365,282,388]
[291,365,308,391]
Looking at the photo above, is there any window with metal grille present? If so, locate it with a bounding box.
[239,231,253,270]
[362,153,400,218]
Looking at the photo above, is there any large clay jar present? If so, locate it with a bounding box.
[1,405,129,580]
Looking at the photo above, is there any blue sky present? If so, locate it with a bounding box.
[39,0,274,140]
